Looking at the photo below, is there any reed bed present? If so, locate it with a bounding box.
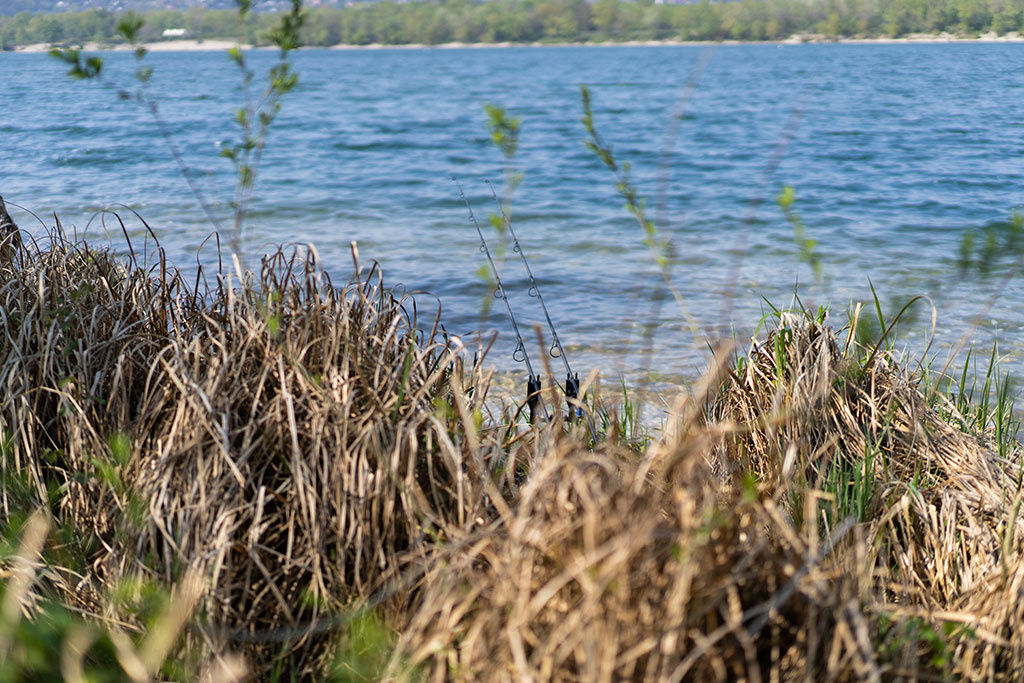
[2,226,1023,680]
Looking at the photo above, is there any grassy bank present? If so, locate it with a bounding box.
[1,226,1023,680]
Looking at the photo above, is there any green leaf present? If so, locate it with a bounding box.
[777,184,795,210]
[48,47,77,65]
[107,432,132,468]
[239,164,254,188]
[484,103,521,160]
[84,56,103,77]
[958,229,975,271]
[116,12,144,43]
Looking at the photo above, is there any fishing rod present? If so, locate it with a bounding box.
[453,177,549,424]
[486,181,597,441]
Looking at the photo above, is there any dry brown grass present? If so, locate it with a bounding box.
[395,434,863,681]
[711,312,1024,679]
[0,226,519,676]
[394,313,1024,681]
[3,227,1024,680]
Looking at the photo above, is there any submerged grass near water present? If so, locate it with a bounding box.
[1,223,1024,680]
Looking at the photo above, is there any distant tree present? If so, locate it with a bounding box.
[534,0,580,39]
[32,13,62,42]
[591,0,620,35]
[991,6,1022,33]
[678,2,725,41]
[957,0,993,32]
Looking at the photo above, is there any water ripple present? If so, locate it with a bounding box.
[4,44,1024,384]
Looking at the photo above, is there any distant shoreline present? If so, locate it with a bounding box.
[11,31,1024,53]
[14,39,247,52]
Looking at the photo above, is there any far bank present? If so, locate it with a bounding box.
[9,29,1024,53]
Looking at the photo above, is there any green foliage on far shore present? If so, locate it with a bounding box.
[5,0,1024,50]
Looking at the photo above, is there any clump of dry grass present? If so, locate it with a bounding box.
[0,225,517,676]
[711,311,1024,679]
[395,433,872,681]
[394,311,1024,681]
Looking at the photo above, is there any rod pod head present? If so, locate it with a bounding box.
[565,372,581,421]
[527,375,542,425]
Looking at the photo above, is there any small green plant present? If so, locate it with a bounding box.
[848,281,926,371]
[818,434,883,529]
[0,512,204,682]
[584,377,649,451]
[957,210,1024,275]
[878,613,975,675]
[777,185,822,282]
[330,612,397,682]
[925,342,1021,461]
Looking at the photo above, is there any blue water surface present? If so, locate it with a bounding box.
[3,43,1024,390]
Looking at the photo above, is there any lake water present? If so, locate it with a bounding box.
[4,44,1024,396]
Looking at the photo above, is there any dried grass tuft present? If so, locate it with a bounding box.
[397,312,1024,681]
[711,312,1024,680]
[0,227,511,675]
[397,395,868,681]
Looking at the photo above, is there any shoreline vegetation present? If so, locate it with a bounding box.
[6,0,1024,51]
[2,218,1024,679]
[10,30,1024,52]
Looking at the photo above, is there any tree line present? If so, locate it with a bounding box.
[3,0,1024,49]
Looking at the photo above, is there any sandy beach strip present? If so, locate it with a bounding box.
[15,39,252,52]
[11,31,1024,53]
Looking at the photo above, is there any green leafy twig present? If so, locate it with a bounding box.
[50,1,304,267]
[579,84,700,339]
[49,47,103,80]
[221,0,305,263]
[479,103,522,320]
[777,185,822,282]
[485,102,523,226]
[580,85,664,267]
